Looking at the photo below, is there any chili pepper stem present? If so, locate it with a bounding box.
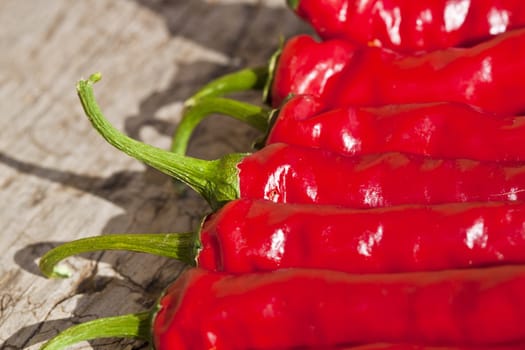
[172,97,269,155]
[185,66,268,107]
[39,233,198,279]
[263,40,283,105]
[286,0,299,10]
[76,73,243,208]
[39,311,151,350]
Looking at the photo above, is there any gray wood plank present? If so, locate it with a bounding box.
[0,1,310,348]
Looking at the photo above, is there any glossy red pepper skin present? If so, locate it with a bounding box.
[270,35,355,107]
[291,0,525,53]
[153,266,525,349]
[198,198,525,274]
[266,95,525,162]
[289,345,525,349]
[346,345,524,350]
[238,143,525,208]
[272,29,525,115]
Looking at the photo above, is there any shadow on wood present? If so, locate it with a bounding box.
[123,0,311,155]
[3,0,311,348]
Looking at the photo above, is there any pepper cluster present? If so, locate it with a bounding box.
[39,2,525,349]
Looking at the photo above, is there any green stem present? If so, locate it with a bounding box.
[286,0,300,10]
[263,42,283,106]
[76,73,244,209]
[40,312,152,350]
[39,233,198,279]
[186,66,268,106]
[172,97,270,155]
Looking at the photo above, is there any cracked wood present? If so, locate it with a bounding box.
[0,0,309,349]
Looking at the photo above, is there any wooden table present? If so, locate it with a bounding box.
[0,1,309,348]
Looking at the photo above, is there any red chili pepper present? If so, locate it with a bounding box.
[39,198,525,277]
[171,93,525,161]
[270,34,356,108]
[237,145,525,207]
[152,266,525,348]
[77,76,525,209]
[288,0,525,53]
[272,29,525,115]
[346,345,525,350]
[40,266,525,349]
[266,94,525,161]
[198,199,525,273]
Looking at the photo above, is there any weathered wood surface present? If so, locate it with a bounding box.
[0,1,310,348]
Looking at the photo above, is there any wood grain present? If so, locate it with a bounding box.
[0,1,310,348]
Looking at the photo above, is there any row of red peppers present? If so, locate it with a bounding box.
[39,2,525,350]
[172,24,525,160]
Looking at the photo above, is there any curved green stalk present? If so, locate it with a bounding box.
[263,41,283,106]
[76,73,244,209]
[286,0,300,10]
[40,312,151,350]
[172,97,270,155]
[186,66,268,107]
[39,233,198,279]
